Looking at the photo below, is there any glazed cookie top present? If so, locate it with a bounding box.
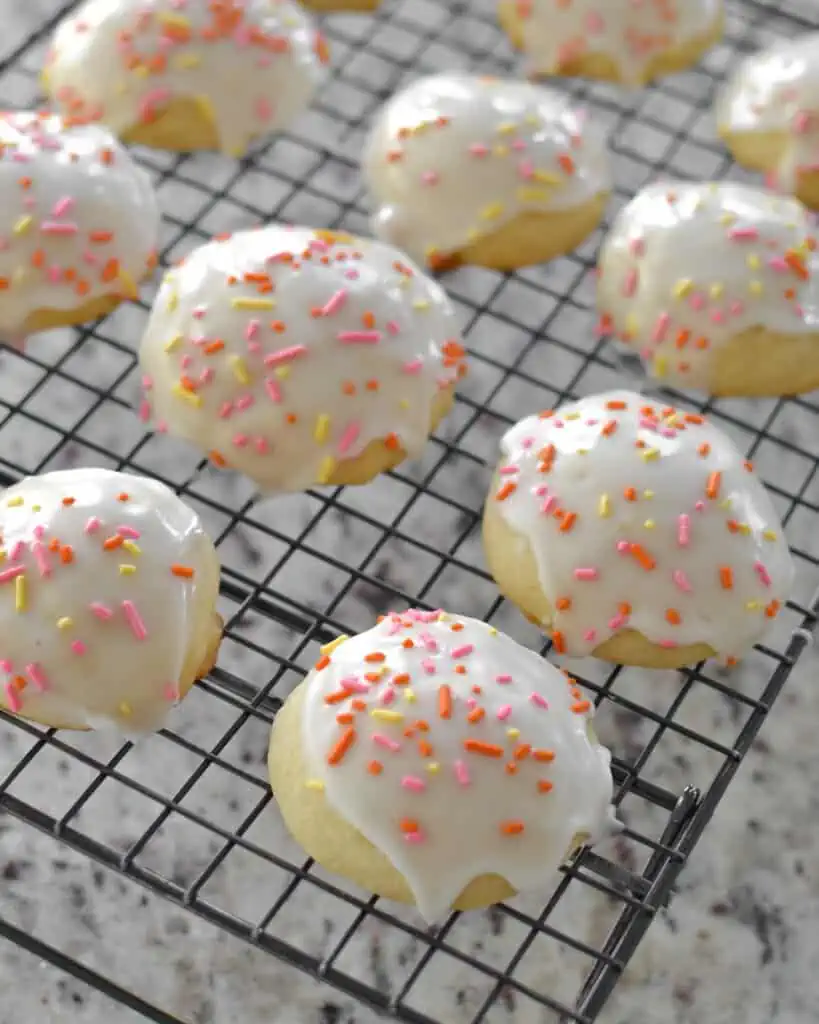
[492,390,793,660]
[363,73,610,264]
[0,111,158,337]
[597,182,819,388]
[509,0,721,83]
[300,609,616,921]
[0,469,220,732]
[718,33,819,192]
[139,226,467,492]
[45,0,325,156]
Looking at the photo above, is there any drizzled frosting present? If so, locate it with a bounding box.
[0,111,158,338]
[491,391,793,660]
[718,33,819,195]
[139,226,467,492]
[597,182,819,388]
[300,609,615,921]
[363,73,610,265]
[0,469,220,732]
[45,0,325,156]
[507,0,721,84]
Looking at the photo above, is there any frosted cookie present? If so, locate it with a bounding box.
[718,33,819,210]
[0,111,158,342]
[139,226,467,492]
[597,182,819,396]
[269,609,616,921]
[483,391,794,669]
[499,0,723,86]
[43,0,326,157]
[0,469,221,732]
[363,73,610,271]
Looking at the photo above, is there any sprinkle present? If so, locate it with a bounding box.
[673,569,693,593]
[3,681,21,713]
[677,514,690,547]
[537,780,554,794]
[438,684,452,719]
[719,566,734,590]
[119,565,137,576]
[404,831,425,844]
[31,542,51,578]
[314,414,330,444]
[264,345,307,367]
[103,534,124,551]
[85,516,101,535]
[321,289,348,316]
[574,567,599,581]
[755,561,772,587]
[264,378,282,403]
[401,775,426,792]
[0,566,25,583]
[327,727,357,765]
[372,733,401,752]
[495,481,517,501]
[171,564,195,579]
[451,643,473,659]
[70,640,87,655]
[305,779,325,792]
[501,821,525,836]
[122,600,147,641]
[572,700,592,713]
[706,471,722,500]
[90,602,114,620]
[337,330,382,344]
[25,663,48,692]
[464,739,504,757]
[14,575,25,612]
[496,673,512,684]
[628,543,656,571]
[231,297,275,311]
[529,692,549,709]
[371,709,404,723]
[496,704,512,721]
[598,493,611,518]
[229,355,251,385]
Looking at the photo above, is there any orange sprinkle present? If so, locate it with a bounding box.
[559,512,577,533]
[204,341,225,355]
[103,535,124,551]
[505,763,519,775]
[495,481,517,501]
[400,818,420,833]
[48,537,60,553]
[685,414,704,424]
[765,599,781,618]
[392,673,410,685]
[61,496,76,506]
[719,566,734,590]
[558,152,575,174]
[451,622,464,632]
[785,249,809,280]
[315,655,331,671]
[665,608,681,625]
[351,699,366,713]
[367,760,383,775]
[514,744,531,760]
[384,433,400,451]
[327,727,356,765]
[401,638,414,649]
[601,419,618,436]
[501,821,525,835]
[555,596,572,611]
[118,493,129,504]
[467,707,485,724]
[209,450,227,467]
[324,689,351,705]
[619,602,632,617]
[60,546,73,565]
[571,700,591,714]
[364,652,385,663]
[706,471,722,500]
[533,749,555,762]
[464,739,504,758]
[415,719,430,732]
[418,740,433,758]
[551,630,566,654]
[537,780,554,794]
[454,664,467,675]
[336,712,354,725]
[629,543,656,571]
[171,564,195,578]
[606,399,628,410]
[624,487,637,502]
[438,684,452,719]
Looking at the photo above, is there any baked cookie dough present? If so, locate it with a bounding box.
[499,0,723,85]
[269,608,616,921]
[718,33,819,210]
[0,469,221,732]
[597,181,819,396]
[363,72,610,271]
[0,111,158,342]
[139,226,467,492]
[44,0,326,157]
[483,391,794,669]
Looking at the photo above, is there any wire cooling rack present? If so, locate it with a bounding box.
[1,1,819,1022]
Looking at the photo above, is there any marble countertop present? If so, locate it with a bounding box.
[2,1,819,1022]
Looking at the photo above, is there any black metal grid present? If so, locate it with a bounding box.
[1,1,819,1021]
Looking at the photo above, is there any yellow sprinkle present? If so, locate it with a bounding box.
[533,170,561,185]
[305,778,326,791]
[166,291,179,312]
[506,727,521,740]
[425,762,440,775]
[231,297,275,311]
[746,600,762,611]
[493,144,510,157]
[643,490,654,499]
[157,11,190,28]
[565,411,581,421]
[746,254,761,270]
[164,334,182,353]
[644,519,655,529]
[123,541,141,556]
[6,496,23,507]
[317,455,336,484]
[749,280,763,296]
[719,212,737,226]
[497,121,517,135]
[480,202,504,220]
[172,384,202,407]
[314,413,330,445]
[275,366,291,380]
[57,616,73,630]
[653,356,668,379]
[229,355,251,385]
[370,709,404,723]
[738,523,751,536]
[642,448,660,462]
[13,215,32,236]
[404,688,417,703]
[673,278,693,299]
[718,498,733,510]
[488,626,498,636]
[625,313,640,335]
[320,634,349,655]
[118,270,138,299]
[119,564,137,575]
[710,283,724,299]
[32,505,40,512]
[412,299,430,312]
[438,612,450,622]
[15,575,25,613]
[763,529,778,542]
[517,186,551,203]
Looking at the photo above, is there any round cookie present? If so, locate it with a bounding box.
[0,111,158,342]
[269,609,616,921]
[0,469,221,732]
[43,0,326,157]
[483,391,794,669]
[499,0,723,86]
[718,33,819,210]
[597,181,819,396]
[139,226,467,492]
[363,73,610,271]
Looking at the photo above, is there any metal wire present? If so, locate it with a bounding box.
[1,1,818,1022]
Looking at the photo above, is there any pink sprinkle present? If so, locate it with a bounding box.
[623,268,638,297]
[344,268,359,280]
[245,318,260,342]
[385,320,400,335]
[321,288,348,316]
[86,519,102,539]
[451,644,474,659]
[380,686,396,705]
[122,600,148,641]
[454,760,471,787]
[141,374,153,391]
[180,354,193,370]
[25,663,48,692]
[496,704,512,721]
[41,221,79,236]
[730,301,745,316]
[0,566,25,583]
[117,526,141,539]
[254,437,268,454]
[308,238,329,253]
[541,495,557,515]
[652,312,671,343]
[235,394,254,411]
[139,400,151,423]
[4,681,21,713]
[31,542,51,578]
[420,658,436,675]
[728,226,759,241]
[163,683,179,703]
[255,97,273,122]
[401,775,426,793]
[690,292,706,312]
[264,378,282,403]
[529,692,549,709]
[466,697,478,710]
[337,330,382,344]
[421,170,439,185]
[574,567,599,581]
[583,628,597,643]
[218,401,233,419]
[337,420,361,455]
[511,138,527,151]
[629,236,645,257]
[264,345,307,367]
[0,660,12,673]
[70,640,87,655]
[711,310,725,325]
[233,434,249,448]
[139,87,171,121]
[660,640,678,649]
[33,525,45,540]
[695,500,706,512]
[609,614,627,630]
[616,540,630,553]
[499,465,519,477]
[8,541,25,562]
[755,561,772,587]
[419,632,438,651]
[90,602,114,620]
[402,359,423,374]
[373,733,401,752]
[768,255,789,273]
[404,831,425,844]
[469,143,489,157]
[586,10,605,31]
[341,676,369,694]
[496,673,512,684]
[534,484,548,497]
[678,514,690,547]
[673,569,693,593]
[52,196,75,218]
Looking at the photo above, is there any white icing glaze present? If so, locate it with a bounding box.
[597,181,819,388]
[0,469,220,732]
[300,609,616,922]
[508,0,721,84]
[718,33,819,194]
[492,390,794,659]
[0,111,158,338]
[363,73,610,264]
[45,0,324,157]
[138,225,467,493]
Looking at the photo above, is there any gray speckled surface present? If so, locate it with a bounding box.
[2,1,819,1022]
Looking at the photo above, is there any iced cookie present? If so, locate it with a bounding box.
[499,0,723,85]
[597,181,819,395]
[44,0,326,157]
[0,111,158,342]
[718,33,819,210]
[269,609,616,921]
[139,226,467,492]
[0,469,221,732]
[363,73,610,271]
[483,391,794,668]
